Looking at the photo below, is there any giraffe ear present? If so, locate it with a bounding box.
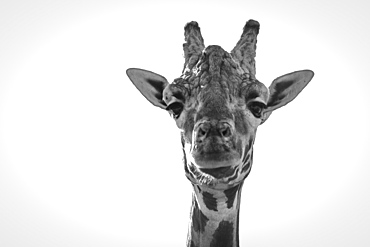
[261,70,314,123]
[126,68,169,109]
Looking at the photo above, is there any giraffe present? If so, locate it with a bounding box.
[126,20,314,247]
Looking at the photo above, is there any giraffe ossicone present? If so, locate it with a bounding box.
[126,20,314,247]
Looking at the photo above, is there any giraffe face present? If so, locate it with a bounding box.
[162,48,269,187]
[126,21,314,189]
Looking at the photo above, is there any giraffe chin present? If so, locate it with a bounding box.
[187,159,242,189]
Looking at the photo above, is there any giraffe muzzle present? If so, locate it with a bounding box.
[195,121,233,143]
[191,120,240,169]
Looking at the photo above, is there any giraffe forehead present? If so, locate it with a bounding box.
[185,45,245,92]
[170,45,268,104]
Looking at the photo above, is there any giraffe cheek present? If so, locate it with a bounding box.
[235,139,243,158]
[234,110,249,136]
[181,110,196,142]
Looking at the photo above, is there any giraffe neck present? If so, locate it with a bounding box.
[187,182,244,247]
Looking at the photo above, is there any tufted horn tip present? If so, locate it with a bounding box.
[185,21,200,32]
[243,19,260,34]
[184,21,204,46]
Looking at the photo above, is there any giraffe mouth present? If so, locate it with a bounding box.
[192,148,240,169]
[192,141,240,168]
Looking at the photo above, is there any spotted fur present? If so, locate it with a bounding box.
[210,221,234,247]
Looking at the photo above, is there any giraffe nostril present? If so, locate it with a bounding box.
[199,128,207,137]
[221,127,231,138]
[218,122,233,139]
[196,123,211,141]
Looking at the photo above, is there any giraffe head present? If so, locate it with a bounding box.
[127,20,313,190]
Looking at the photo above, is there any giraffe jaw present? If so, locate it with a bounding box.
[199,166,236,179]
[187,161,242,189]
[183,138,244,188]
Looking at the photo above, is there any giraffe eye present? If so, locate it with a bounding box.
[166,102,184,119]
[248,102,266,118]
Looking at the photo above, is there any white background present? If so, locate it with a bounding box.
[1,0,370,246]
